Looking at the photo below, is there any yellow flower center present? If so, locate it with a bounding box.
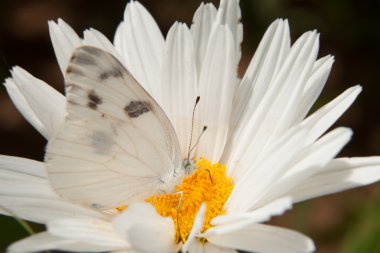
[148,159,233,243]
[118,159,233,243]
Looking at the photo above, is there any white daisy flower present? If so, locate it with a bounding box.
[2,1,380,253]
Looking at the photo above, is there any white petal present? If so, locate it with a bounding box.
[212,197,292,225]
[111,251,138,253]
[0,181,55,199]
[204,242,239,253]
[188,240,206,253]
[48,218,128,250]
[285,127,352,179]
[4,78,44,137]
[292,55,334,123]
[160,22,198,157]
[227,19,290,143]
[226,31,319,178]
[49,19,82,73]
[0,197,106,224]
[188,241,239,253]
[8,232,122,253]
[254,127,352,207]
[114,1,164,99]
[112,203,156,237]
[113,203,177,253]
[226,126,307,212]
[256,31,318,140]
[196,25,237,162]
[204,223,315,253]
[301,85,362,144]
[190,2,217,73]
[0,156,105,223]
[183,203,206,253]
[216,0,243,63]
[83,28,121,59]
[4,67,65,139]
[0,155,46,178]
[290,157,380,203]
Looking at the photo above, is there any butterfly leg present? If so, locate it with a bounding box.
[175,190,184,243]
[198,168,213,184]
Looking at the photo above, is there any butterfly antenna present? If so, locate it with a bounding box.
[188,125,207,156]
[186,96,200,164]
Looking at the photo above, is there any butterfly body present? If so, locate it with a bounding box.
[45,46,187,209]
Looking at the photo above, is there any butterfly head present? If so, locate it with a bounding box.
[182,159,196,176]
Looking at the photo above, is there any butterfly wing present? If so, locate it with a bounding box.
[45,46,182,209]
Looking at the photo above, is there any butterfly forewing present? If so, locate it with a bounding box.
[45,46,182,209]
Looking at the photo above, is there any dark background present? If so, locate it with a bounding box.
[0,0,380,252]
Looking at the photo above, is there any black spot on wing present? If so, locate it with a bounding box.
[68,100,79,106]
[66,65,74,74]
[73,53,97,66]
[99,68,124,80]
[70,47,102,66]
[125,101,152,118]
[66,65,85,76]
[88,102,97,110]
[66,82,84,93]
[87,90,102,110]
[80,46,103,57]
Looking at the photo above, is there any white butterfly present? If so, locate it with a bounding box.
[45,46,190,209]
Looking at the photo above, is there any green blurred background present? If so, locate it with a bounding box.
[0,0,380,252]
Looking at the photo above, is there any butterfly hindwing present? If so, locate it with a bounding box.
[45,46,182,209]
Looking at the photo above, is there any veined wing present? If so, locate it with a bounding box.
[45,46,182,209]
